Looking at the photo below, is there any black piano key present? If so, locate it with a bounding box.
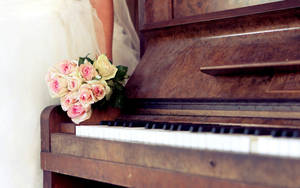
[182,124,193,131]
[244,128,255,135]
[122,122,128,127]
[281,130,293,138]
[145,122,152,129]
[271,129,281,137]
[113,121,120,126]
[293,130,300,138]
[128,122,134,127]
[211,126,221,133]
[177,124,183,131]
[281,130,288,137]
[198,125,213,132]
[99,120,111,126]
[170,124,177,131]
[133,121,149,127]
[229,127,244,134]
[163,123,169,130]
[220,126,231,134]
[152,123,164,129]
[170,124,175,131]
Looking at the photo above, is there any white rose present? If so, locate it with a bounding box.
[93,54,118,80]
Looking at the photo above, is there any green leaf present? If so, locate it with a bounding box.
[114,65,128,81]
[114,81,125,92]
[107,80,114,87]
[94,99,108,109]
[111,93,126,109]
[78,57,85,66]
[86,57,94,64]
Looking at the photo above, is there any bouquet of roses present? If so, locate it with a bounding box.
[46,54,128,124]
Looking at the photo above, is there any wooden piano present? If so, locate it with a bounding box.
[41,1,300,187]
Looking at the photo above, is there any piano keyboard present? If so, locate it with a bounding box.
[76,121,300,158]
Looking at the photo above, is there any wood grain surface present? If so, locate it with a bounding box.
[41,152,274,188]
[174,0,280,18]
[127,8,300,99]
[141,1,300,30]
[200,60,300,75]
[143,0,172,24]
[50,133,300,188]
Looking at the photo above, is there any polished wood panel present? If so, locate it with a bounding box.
[200,60,300,75]
[41,105,70,152]
[126,9,300,99]
[136,108,300,120]
[50,133,300,188]
[80,107,120,125]
[42,152,273,188]
[143,0,172,25]
[141,1,300,30]
[174,0,280,18]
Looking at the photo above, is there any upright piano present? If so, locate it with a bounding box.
[41,1,300,187]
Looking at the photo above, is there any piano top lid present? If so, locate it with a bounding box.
[125,7,300,101]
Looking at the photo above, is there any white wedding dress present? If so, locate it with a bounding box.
[0,0,139,187]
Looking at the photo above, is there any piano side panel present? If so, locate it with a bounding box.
[41,105,70,152]
[126,8,300,99]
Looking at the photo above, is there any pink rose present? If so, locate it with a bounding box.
[91,84,105,101]
[47,74,68,98]
[57,60,77,75]
[79,62,97,81]
[88,80,110,102]
[60,92,78,111]
[67,77,82,91]
[45,67,58,82]
[67,103,92,124]
[78,84,95,107]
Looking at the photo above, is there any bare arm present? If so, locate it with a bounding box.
[90,0,114,60]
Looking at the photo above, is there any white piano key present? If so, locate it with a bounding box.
[289,139,300,158]
[75,125,300,158]
[278,138,290,157]
[221,135,233,152]
[256,137,269,155]
[231,135,250,153]
[181,131,192,148]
